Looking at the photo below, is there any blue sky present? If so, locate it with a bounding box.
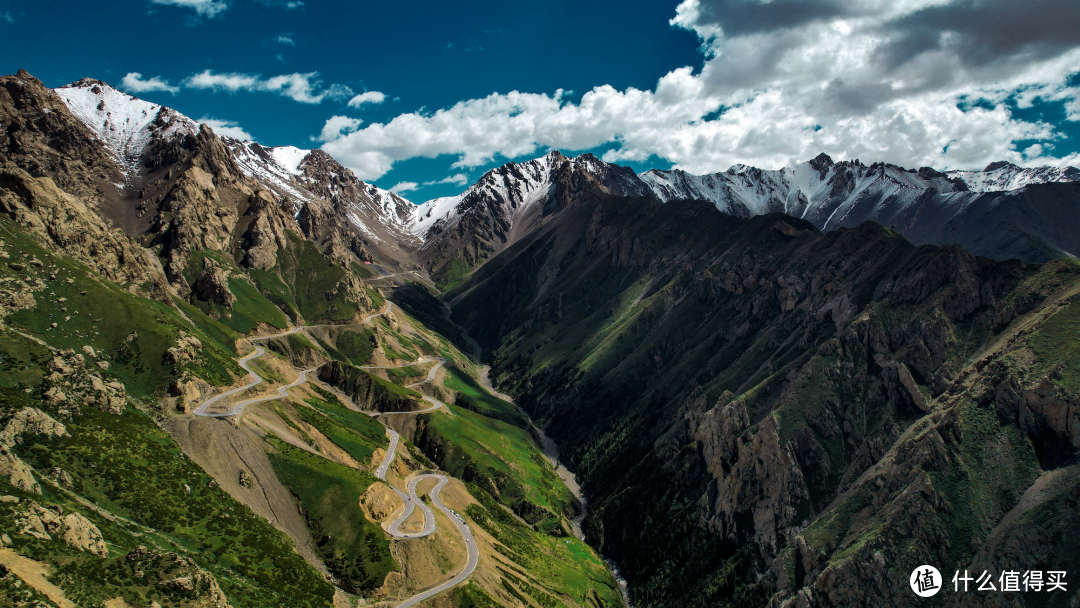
[3,0,1080,202]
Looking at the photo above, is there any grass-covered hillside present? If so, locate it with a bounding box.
[0,217,337,607]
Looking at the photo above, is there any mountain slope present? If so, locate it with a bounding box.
[411,150,649,288]
[55,78,199,182]
[44,76,390,329]
[448,184,1080,607]
[1,69,624,608]
[226,138,421,266]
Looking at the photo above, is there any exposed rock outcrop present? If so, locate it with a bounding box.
[192,258,235,307]
[60,512,108,557]
[0,444,39,494]
[360,482,403,522]
[42,349,127,415]
[13,500,106,556]
[165,333,203,367]
[0,407,67,447]
[125,546,231,608]
[0,277,35,326]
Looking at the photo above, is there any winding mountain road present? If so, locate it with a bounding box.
[191,299,477,607]
[193,325,312,418]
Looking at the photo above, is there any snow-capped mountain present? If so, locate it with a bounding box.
[413,150,1080,273]
[641,154,1080,225]
[411,150,646,241]
[641,153,1080,229]
[946,161,1080,193]
[55,79,198,179]
[637,153,1080,261]
[406,150,651,282]
[54,78,420,266]
[225,138,419,251]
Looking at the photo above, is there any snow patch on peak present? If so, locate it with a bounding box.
[270,146,309,175]
[55,79,197,178]
[409,195,463,238]
[409,151,562,239]
[408,150,652,242]
[947,164,1080,193]
[227,139,315,211]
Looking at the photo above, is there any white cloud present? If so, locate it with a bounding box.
[198,117,253,141]
[317,116,363,142]
[184,70,352,104]
[1,12,13,23]
[121,72,179,94]
[150,0,227,18]
[275,35,294,45]
[185,70,259,91]
[390,181,420,193]
[320,0,1080,180]
[428,173,469,186]
[347,91,386,107]
[383,174,469,195]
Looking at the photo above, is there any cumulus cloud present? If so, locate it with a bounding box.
[429,173,469,186]
[386,174,470,195]
[347,91,386,107]
[275,34,295,45]
[185,70,353,104]
[1,12,13,23]
[150,0,227,18]
[198,117,253,140]
[320,0,1080,180]
[317,115,363,142]
[121,72,179,94]
[390,181,419,193]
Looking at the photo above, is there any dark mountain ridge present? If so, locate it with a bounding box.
[408,149,1080,296]
[449,178,1080,607]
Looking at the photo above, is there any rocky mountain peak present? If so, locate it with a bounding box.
[54,77,198,178]
[808,152,834,177]
[544,149,568,163]
[64,77,109,90]
[0,70,172,296]
[983,160,1016,172]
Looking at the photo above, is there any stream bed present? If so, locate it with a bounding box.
[452,314,634,607]
[481,367,635,608]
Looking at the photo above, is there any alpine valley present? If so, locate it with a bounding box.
[1,69,1078,608]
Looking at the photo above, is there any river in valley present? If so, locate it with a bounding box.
[448,307,635,607]
[477,366,634,608]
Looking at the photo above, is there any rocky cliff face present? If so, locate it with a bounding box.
[139,124,297,284]
[226,139,420,267]
[451,186,1080,607]
[0,72,171,297]
[317,360,424,413]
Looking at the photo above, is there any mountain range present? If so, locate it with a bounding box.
[55,76,1080,275]
[1,68,1078,608]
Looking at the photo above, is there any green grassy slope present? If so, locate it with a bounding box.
[268,438,397,593]
[1,217,243,394]
[0,217,337,605]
